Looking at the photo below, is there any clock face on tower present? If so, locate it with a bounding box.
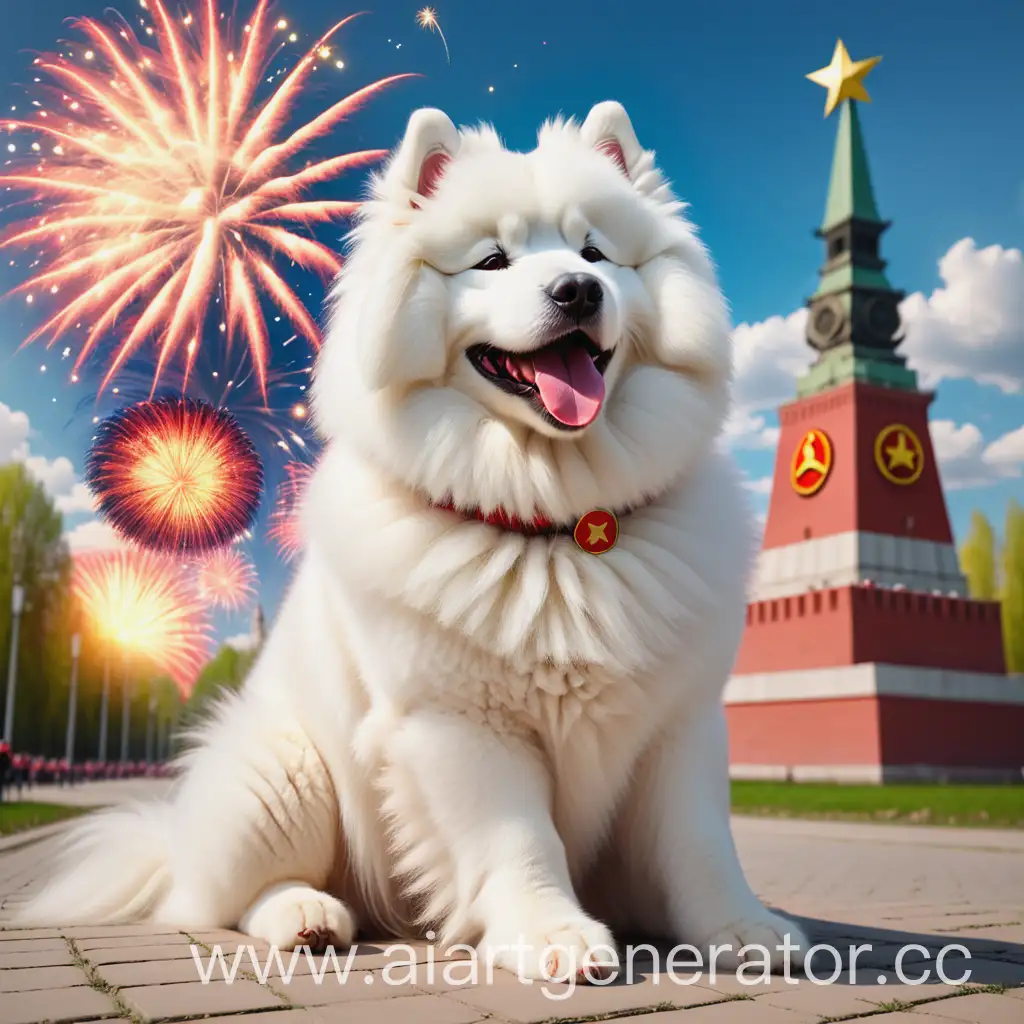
[807,297,844,350]
[861,296,901,344]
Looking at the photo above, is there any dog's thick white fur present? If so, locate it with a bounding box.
[19,102,806,979]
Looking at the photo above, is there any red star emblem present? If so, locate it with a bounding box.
[573,508,618,554]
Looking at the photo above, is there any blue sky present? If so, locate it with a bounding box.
[1,0,1022,642]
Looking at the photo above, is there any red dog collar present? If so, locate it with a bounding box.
[432,499,624,554]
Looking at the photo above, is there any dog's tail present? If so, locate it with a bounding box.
[13,799,173,926]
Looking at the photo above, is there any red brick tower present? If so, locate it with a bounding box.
[724,46,1024,782]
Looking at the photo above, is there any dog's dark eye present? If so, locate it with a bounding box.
[473,250,509,271]
[580,245,606,263]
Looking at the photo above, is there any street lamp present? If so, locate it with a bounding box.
[2,581,25,747]
[97,654,110,763]
[145,679,157,764]
[65,633,82,775]
[120,653,131,763]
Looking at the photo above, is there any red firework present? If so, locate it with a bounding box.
[267,461,312,563]
[195,546,257,611]
[72,547,213,696]
[2,0,411,397]
[86,396,263,554]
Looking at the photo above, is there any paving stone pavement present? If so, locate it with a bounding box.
[1,784,1022,1023]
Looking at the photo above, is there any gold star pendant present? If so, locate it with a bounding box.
[886,432,916,471]
[587,521,609,546]
[806,39,882,117]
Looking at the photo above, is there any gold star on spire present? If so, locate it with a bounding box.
[806,39,882,117]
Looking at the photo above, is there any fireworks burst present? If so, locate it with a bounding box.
[2,0,412,398]
[416,7,451,64]
[267,460,312,562]
[195,545,257,611]
[86,396,263,554]
[72,547,213,695]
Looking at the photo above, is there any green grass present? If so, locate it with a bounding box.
[0,801,88,837]
[730,781,1024,828]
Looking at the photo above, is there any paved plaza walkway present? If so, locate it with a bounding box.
[0,781,1022,1023]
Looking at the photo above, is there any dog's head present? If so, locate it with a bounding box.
[315,102,732,522]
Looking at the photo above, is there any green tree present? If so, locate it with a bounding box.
[960,509,998,600]
[1001,499,1024,674]
[183,642,257,723]
[0,463,74,754]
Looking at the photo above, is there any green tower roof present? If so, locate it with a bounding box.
[820,100,884,232]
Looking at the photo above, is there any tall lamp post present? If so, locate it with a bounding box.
[144,679,157,764]
[97,654,110,762]
[65,633,82,775]
[2,580,25,747]
[119,653,131,763]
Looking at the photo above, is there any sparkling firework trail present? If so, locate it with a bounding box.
[86,396,263,554]
[416,7,451,64]
[195,546,257,611]
[72,547,213,695]
[267,460,312,562]
[2,0,413,398]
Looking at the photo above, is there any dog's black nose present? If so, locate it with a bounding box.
[545,273,603,322]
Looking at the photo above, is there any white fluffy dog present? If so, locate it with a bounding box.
[20,102,806,980]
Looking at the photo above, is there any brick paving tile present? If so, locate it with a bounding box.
[0,948,74,969]
[256,940,464,979]
[75,932,189,950]
[197,1014,323,1024]
[307,993,488,1023]
[61,924,190,940]
[914,992,1024,1023]
[0,963,91,993]
[0,985,117,1024]
[0,937,70,953]
[120,978,286,1021]
[87,941,205,965]
[98,956,217,986]
[0,928,64,940]
[636,997,821,1022]
[758,983,972,1017]
[439,968,728,1023]
[273,969,423,1007]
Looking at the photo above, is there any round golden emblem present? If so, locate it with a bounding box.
[874,424,924,486]
[790,428,833,497]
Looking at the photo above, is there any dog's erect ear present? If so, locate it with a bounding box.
[385,108,460,206]
[580,101,644,183]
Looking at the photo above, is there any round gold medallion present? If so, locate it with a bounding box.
[874,424,924,486]
[790,428,833,497]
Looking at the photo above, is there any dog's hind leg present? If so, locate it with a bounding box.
[152,695,356,951]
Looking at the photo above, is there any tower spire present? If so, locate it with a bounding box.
[801,42,915,398]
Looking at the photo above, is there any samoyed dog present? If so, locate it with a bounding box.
[19,102,806,980]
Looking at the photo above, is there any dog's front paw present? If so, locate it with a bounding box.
[240,882,356,952]
[480,908,618,983]
[695,906,807,972]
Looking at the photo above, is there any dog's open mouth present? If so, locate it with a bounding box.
[467,330,614,429]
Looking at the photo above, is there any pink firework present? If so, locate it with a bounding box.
[2,0,412,397]
[267,461,312,563]
[195,546,257,611]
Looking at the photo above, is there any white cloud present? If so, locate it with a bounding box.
[743,475,774,497]
[0,400,96,517]
[726,238,1023,450]
[225,633,257,652]
[63,519,124,553]
[901,240,1023,393]
[0,402,31,463]
[931,420,1024,491]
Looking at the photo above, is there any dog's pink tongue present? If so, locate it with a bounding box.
[532,346,605,427]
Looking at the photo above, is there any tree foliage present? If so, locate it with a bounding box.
[959,510,997,601]
[183,642,257,724]
[0,463,184,757]
[1001,499,1024,674]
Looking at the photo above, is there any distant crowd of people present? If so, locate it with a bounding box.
[0,741,175,802]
